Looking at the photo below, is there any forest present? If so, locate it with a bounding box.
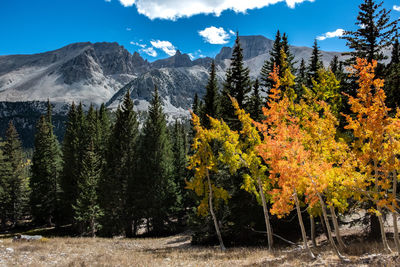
[2,0,400,264]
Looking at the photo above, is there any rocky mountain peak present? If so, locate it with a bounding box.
[215,35,274,61]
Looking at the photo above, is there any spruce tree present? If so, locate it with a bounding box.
[99,91,138,236]
[139,86,177,234]
[30,102,62,226]
[308,39,322,87]
[260,30,282,91]
[295,58,308,98]
[3,122,29,226]
[248,79,263,122]
[60,103,80,224]
[73,142,103,237]
[0,139,12,229]
[385,38,400,109]
[220,33,251,130]
[342,0,398,63]
[201,61,220,128]
[281,33,296,71]
[171,120,189,225]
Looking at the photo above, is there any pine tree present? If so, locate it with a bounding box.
[30,102,62,226]
[201,61,220,128]
[192,93,201,116]
[281,33,296,71]
[260,30,282,91]
[171,120,189,225]
[385,38,400,109]
[0,139,12,229]
[220,33,251,130]
[73,142,103,237]
[3,122,29,226]
[60,103,80,224]
[99,91,139,236]
[139,86,177,234]
[295,58,307,99]
[308,39,322,87]
[248,79,263,121]
[341,0,398,63]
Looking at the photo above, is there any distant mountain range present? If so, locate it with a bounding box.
[0,35,344,146]
[0,35,343,113]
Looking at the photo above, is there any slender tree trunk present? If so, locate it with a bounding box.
[91,217,96,237]
[319,214,329,241]
[293,189,315,259]
[317,193,346,260]
[391,170,400,254]
[377,206,392,253]
[310,215,317,247]
[206,169,226,251]
[257,177,273,250]
[330,206,346,251]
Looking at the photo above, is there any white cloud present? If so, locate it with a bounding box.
[394,5,400,12]
[117,0,314,20]
[199,26,234,44]
[119,0,135,7]
[188,53,195,60]
[130,41,146,48]
[317,29,344,41]
[141,47,158,57]
[150,40,176,56]
[126,27,132,31]
[105,0,111,2]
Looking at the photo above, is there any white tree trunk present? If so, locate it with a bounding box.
[294,189,315,259]
[377,207,391,253]
[206,169,226,251]
[310,215,317,247]
[257,177,273,250]
[330,206,346,251]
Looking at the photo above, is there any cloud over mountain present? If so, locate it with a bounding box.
[119,0,314,20]
[199,26,234,44]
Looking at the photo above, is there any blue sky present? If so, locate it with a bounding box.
[1,0,400,61]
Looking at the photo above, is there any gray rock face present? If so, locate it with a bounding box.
[151,50,194,68]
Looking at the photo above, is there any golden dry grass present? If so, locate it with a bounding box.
[0,233,399,266]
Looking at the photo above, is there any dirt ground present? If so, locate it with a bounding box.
[0,231,399,267]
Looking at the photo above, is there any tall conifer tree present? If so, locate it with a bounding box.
[220,33,251,130]
[139,86,177,234]
[30,102,62,226]
[99,91,138,236]
[3,122,29,226]
[201,61,220,128]
[342,0,398,63]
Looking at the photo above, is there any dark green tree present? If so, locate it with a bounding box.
[201,61,220,128]
[295,58,308,98]
[0,139,12,229]
[248,79,263,122]
[60,103,82,224]
[139,86,177,234]
[99,91,139,237]
[220,33,251,130]
[30,102,62,226]
[308,39,322,86]
[341,0,398,63]
[3,122,29,226]
[260,30,282,91]
[73,141,103,237]
[171,120,189,225]
[384,38,400,109]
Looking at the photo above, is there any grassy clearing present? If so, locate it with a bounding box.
[0,232,399,266]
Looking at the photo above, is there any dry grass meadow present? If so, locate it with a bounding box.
[0,231,400,267]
